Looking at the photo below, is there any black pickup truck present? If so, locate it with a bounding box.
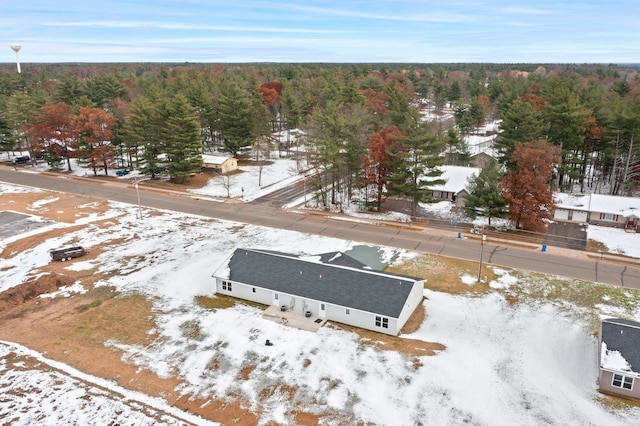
[49,246,87,261]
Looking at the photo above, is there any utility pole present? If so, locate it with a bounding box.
[476,225,485,283]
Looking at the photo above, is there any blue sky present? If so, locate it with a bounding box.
[2,1,639,63]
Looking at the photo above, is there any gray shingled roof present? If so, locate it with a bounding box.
[601,318,640,374]
[225,248,422,318]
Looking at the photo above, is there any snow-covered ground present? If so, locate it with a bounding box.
[2,177,640,424]
[0,340,216,425]
[188,155,308,202]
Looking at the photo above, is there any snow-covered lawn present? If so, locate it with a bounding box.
[2,179,640,424]
[588,225,640,259]
[0,341,215,425]
[188,156,308,202]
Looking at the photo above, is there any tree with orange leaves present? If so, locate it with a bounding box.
[259,82,283,131]
[501,140,561,230]
[362,126,404,211]
[27,102,76,171]
[74,107,117,176]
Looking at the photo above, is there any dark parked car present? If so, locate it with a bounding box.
[11,155,30,165]
[116,169,130,176]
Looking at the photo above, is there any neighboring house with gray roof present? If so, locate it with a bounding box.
[426,166,480,207]
[554,193,640,231]
[211,248,425,336]
[599,318,640,399]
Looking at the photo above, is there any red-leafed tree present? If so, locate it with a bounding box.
[27,102,76,171]
[73,107,117,176]
[362,88,391,114]
[362,126,404,211]
[259,82,284,132]
[501,140,561,230]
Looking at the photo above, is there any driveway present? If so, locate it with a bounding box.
[543,221,588,251]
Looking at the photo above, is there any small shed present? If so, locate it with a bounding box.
[202,155,238,174]
[599,318,640,400]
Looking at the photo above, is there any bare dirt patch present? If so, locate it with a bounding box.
[0,190,111,223]
[139,169,215,192]
[0,272,74,313]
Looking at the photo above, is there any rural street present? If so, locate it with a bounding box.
[1,167,640,289]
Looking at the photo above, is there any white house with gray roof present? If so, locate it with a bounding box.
[211,248,425,336]
[599,318,640,400]
[426,166,481,207]
[554,193,640,231]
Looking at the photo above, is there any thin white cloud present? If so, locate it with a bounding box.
[44,21,352,34]
[268,2,478,23]
[502,7,553,15]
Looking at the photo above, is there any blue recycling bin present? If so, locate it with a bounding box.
[541,244,547,252]
[457,232,462,238]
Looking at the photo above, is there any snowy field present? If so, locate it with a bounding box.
[2,177,640,424]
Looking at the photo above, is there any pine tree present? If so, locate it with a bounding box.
[216,84,255,156]
[542,85,588,190]
[386,120,444,216]
[495,99,545,167]
[162,94,202,183]
[464,160,507,225]
[121,96,164,178]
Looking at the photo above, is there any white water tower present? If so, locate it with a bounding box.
[10,43,21,74]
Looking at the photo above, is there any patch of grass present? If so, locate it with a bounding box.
[180,320,204,341]
[74,292,156,346]
[502,271,640,334]
[387,254,497,295]
[196,294,265,310]
[78,299,103,312]
[587,239,609,253]
[196,295,237,310]
[331,322,445,357]
[599,393,640,410]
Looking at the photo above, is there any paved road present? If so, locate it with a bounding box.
[1,167,639,289]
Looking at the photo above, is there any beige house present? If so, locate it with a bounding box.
[599,318,640,400]
[202,155,238,174]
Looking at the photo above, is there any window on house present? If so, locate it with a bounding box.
[346,309,350,315]
[613,374,634,390]
[375,316,389,328]
[222,281,232,291]
[602,213,617,221]
[275,293,279,300]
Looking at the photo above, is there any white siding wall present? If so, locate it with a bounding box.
[396,281,425,333]
[214,278,419,336]
[215,279,272,305]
